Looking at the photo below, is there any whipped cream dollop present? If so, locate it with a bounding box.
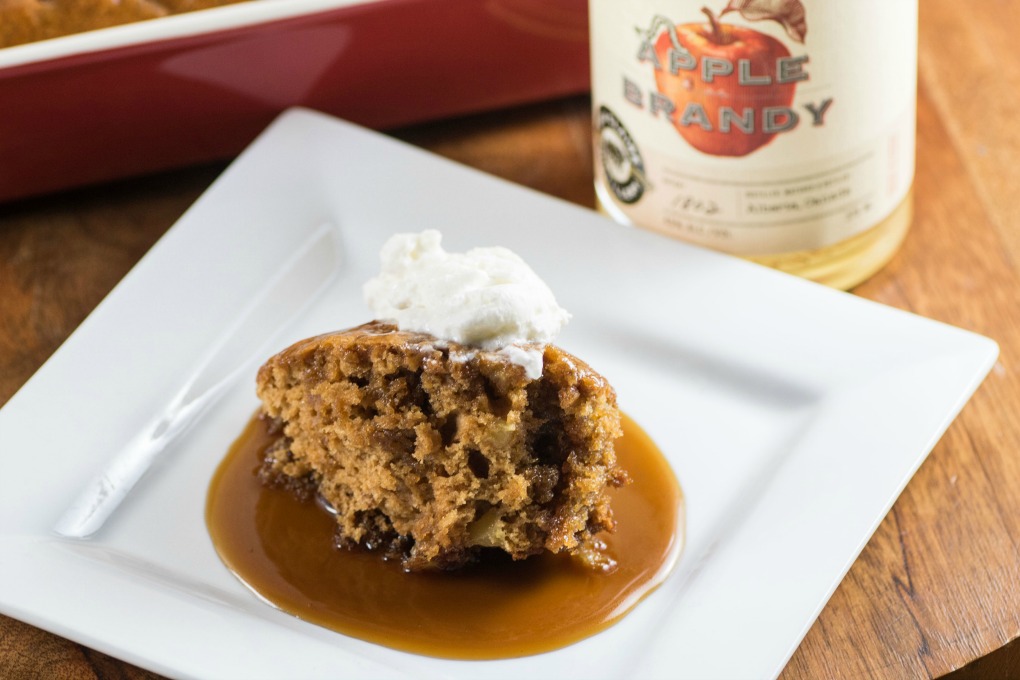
[363,230,570,379]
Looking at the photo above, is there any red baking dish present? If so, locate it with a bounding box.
[0,0,590,202]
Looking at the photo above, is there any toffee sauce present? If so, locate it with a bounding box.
[206,413,684,659]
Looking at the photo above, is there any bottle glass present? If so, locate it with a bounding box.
[590,0,918,289]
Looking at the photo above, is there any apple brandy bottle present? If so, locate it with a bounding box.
[589,0,917,289]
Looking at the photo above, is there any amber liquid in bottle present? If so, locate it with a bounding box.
[747,189,913,289]
[590,1,918,290]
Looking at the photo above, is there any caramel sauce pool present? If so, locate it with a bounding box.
[206,413,684,659]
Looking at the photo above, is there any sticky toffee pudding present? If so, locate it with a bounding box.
[252,322,626,571]
[206,408,683,659]
[205,231,684,657]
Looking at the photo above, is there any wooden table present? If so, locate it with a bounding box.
[2,2,1019,677]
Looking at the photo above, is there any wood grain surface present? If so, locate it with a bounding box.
[2,1,1020,677]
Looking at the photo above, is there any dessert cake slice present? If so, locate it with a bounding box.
[256,321,626,571]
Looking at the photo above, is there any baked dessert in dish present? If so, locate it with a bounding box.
[0,0,247,48]
[254,230,627,571]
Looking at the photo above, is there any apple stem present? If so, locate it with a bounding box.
[701,6,725,43]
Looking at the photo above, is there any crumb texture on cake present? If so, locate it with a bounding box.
[255,321,625,571]
[0,0,247,48]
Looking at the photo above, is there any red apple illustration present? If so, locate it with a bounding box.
[651,1,807,157]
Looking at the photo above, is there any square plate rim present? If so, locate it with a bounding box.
[0,107,999,680]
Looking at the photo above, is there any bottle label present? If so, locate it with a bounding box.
[591,0,917,255]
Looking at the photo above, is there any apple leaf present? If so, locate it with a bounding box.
[721,0,807,43]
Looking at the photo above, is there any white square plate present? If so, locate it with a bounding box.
[0,109,997,679]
